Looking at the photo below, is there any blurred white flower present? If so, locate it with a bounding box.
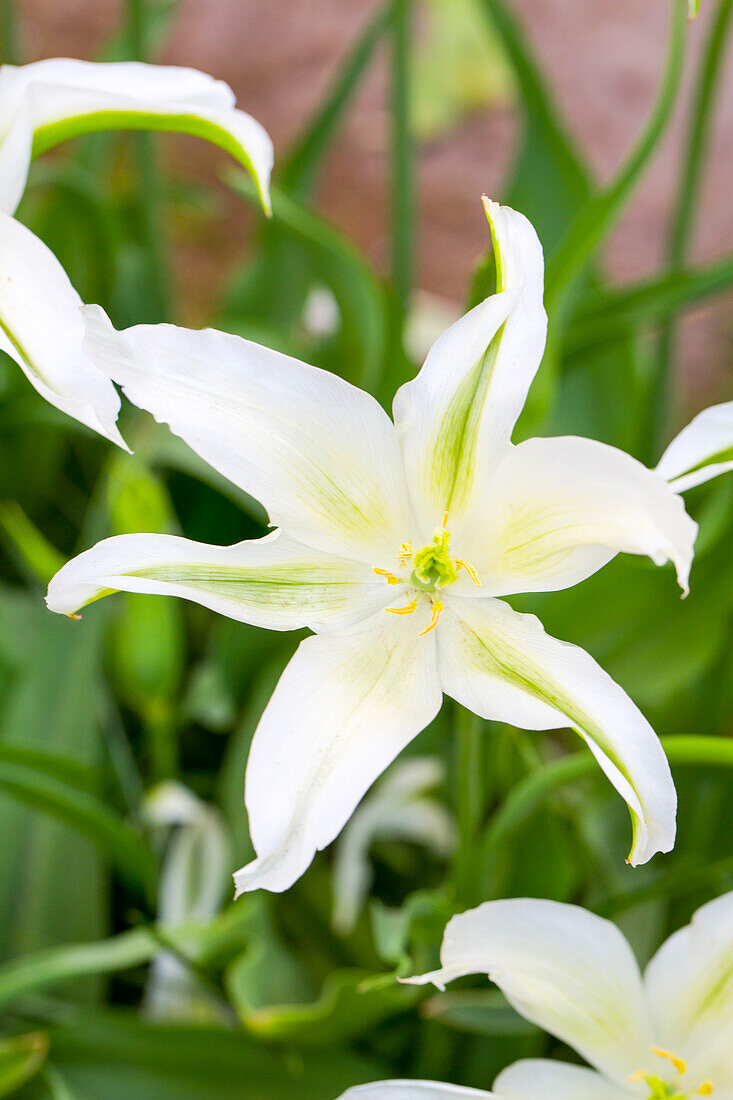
[0,58,272,446]
[658,400,733,492]
[143,781,230,1021]
[332,757,455,935]
[342,891,733,1098]
[47,198,695,893]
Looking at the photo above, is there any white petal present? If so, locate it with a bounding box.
[339,1084,494,1099]
[406,898,653,1085]
[494,1060,629,1099]
[82,307,415,563]
[657,401,733,492]
[46,529,387,633]
[393,200,547,533]
[436,597,676,865]
[332,757,455,933]
[0,99,32,215]
[0,213,125,447]
[455,436,697,597]
[234,609,442,894]
[0,59,272,213]
[644,890,733,1088]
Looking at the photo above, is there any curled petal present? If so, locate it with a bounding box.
[0,212,125,447]
[393,200,547,533]
[437,597,677,865]
[46,529,386,633]
[234,610,442,895]
[0,59,272,213]
[82,307,415,564]
[455,435,697,597]
[406,898,653,1085]
[657,401,733,492]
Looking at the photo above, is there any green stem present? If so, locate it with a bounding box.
[127,0,171,322]
[545,0,687,320]
[0,0,19,65]
[453,707,484,905]
[389,0,415,323]
[482,734,733,870]
[650,0,733,457]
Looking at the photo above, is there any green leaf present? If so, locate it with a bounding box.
[0,1033,48,1097]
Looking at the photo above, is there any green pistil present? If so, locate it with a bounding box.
[410,531,458,592]
[644,1076,685,1100]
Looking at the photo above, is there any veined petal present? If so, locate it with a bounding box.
[0,212,125,447]
[494,1060,629,1099]
[644,890,733,1089]
[393,199,546,532]
[657,401,733,492]
[456,436,697,597]
[406,899,653,1085]
[45,529,386,633]
[436,597,676,865]
[83,307,415,564]
[338,1084,494,1099]
[0,59,272,213]
[233,610,442,895]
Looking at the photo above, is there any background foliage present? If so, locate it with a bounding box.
[0,0,732,1095]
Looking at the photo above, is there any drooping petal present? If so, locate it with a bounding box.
[0,212,125,447]
[83,307,415,564]
[46,529,387,633]
[332,757,455,933]
[454,435,696,597]
[436,597,676,865]
[233,609,442,894]
[405,898,653,1085]
[393,199,547,533]
[0,59,272,214]
[338,1084,494,1099]
[494,1060,629,1099]
[657,401,733,492]
[644,890,733,1089]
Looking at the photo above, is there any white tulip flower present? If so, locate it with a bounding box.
[658,401,733,492]
[0,58,272,446]
[46,199,697,893]
[332,756,455,934]
[341,893,733,1099]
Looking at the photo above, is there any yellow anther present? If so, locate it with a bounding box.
[373,567,400,585]
[456,559,481,586]
[385,600,417,616]
[627,1071,648,1084]
[653,1048,687,1076]
[698,1083,714,1095]
[441,511,449,529]
[418,600,444,636]
[398,543,413,565]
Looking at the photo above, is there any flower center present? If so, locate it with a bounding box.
[372,514,480,636]
[629,1048,713,1099]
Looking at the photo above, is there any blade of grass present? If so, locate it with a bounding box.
[390,0,415,318]
[0,0,19,65]
[650,0,733,456]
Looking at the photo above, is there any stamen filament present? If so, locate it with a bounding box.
[385,600,417,616]
[653,1048,687,1076]
[456,559,481,586]
[373,567,400,585]
[419,600,444,636]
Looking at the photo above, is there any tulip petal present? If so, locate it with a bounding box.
[494,1060,628,1099]
[46,529,386,633]
[83,307,415,564]
[657,401,733,492]
[436,597,676,865]
[234,609,442,894]
[0,212,125,447]
[393,199,547,533]
[644,890,733,1088]
[406,898,653,1085]
[0,59,272,213]
[339,1084,494,1099]
[454,435,697,597]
